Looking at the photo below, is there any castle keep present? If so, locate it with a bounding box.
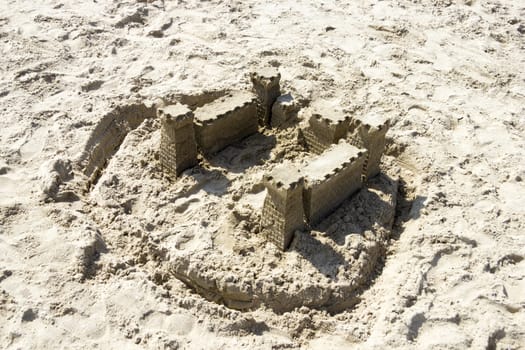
[159,68,389,250]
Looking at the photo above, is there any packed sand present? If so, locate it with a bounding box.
[1,0,524,348]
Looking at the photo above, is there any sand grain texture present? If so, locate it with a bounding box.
[1,0,524,349]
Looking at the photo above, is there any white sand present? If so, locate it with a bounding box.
[1,0,524,349]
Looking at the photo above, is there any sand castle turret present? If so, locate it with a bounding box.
[348,114,389,179]
[250,67,281,126]
[159,104,198,176]
[261,163,305,251]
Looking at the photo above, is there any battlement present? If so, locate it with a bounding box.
[250,67,281,88]
[193,91,257,126]
[310,111,350,126]
[303,141,365,184]
[349,113,389,133]
[263,163,304,192]
[158,104,194,123]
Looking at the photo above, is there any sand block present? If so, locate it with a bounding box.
[303,141,367,225]
[250,67,281,126]
[301,108,351,154]
[158,103,198,176]
[261,162,304,251]
[271,93,298,128]
[348,113,389,179]
[193,91,258,155]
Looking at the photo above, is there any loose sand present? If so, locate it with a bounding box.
[1,0,524,348]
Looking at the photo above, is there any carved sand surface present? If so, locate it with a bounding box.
[1,0,525,349]
[87,112,397,313]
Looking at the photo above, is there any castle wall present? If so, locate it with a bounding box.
[302,141,367,226]
[193,91,258,155]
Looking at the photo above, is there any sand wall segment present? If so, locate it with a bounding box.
[303,141,367,226]
[250,68,281,126]
[193,91,258,155]
[159,104,198,176]
[79,102,156,188]
[261,163,305,251]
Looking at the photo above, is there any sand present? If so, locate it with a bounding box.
[1,0,524,349]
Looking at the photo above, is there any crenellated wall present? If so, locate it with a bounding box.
[193,91,258,155]
[302,141,367,226]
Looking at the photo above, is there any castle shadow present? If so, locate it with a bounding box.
[288,173,400,278]
[185,166,231,197]
[292,231,348,281]
[390,177,426,240]
[311,173,399,247]
[206,133,277,174]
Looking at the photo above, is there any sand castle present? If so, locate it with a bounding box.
[159,68,389,250]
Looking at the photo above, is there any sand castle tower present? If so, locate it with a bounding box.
[158,104,198,176]
[301,110,351,155]
[250,67,281,126]
[260,163,305,251]
[348,114,389,179]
